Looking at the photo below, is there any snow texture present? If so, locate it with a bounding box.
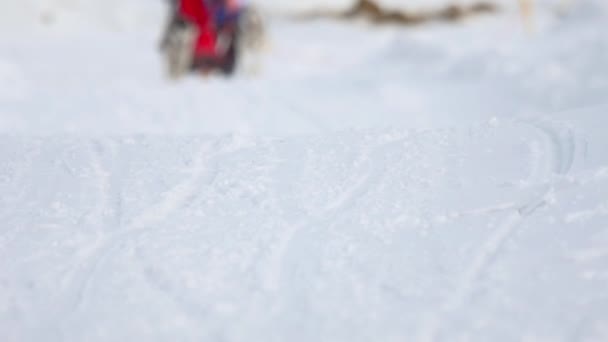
[1,0,607,341]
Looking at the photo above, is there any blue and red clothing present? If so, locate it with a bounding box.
[177,0,242,58]
[178,0,217,57]
[208,0,242,30]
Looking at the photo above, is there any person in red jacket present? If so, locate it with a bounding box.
[178,0,217,63]
[161,0,242,76]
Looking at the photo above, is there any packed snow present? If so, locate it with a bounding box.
[1,0,607,341]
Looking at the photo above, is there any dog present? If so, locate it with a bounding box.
[233,5,267,76]
[159,1,199,79]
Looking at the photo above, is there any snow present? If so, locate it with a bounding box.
[1,0,608,341]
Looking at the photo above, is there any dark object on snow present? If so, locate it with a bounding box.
[160,0,239,78]
[160,0,266,79]
[298,0,498,26]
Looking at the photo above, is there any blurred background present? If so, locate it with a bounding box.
[1,0,606,135]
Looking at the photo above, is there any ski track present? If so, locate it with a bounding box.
[0,140,41,251]
[56,140,116,317]
[261,137,399,300]
[260,144,313,296]
[416,120,577,342]
[140,265,211,322]
[83,140,113,229]
[63,140,236,318]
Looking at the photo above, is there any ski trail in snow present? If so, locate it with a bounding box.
[83,140,113,228]
[326,138,391,213]
[262,221,301,293]
[64,139,238,317]
[417,211,522,342]
[260,144,310,294]
[261,138,396,295]
[140,266,211,321]
[124,141,224,231]
[417,121,576,342]
[325,172,372,212]
[0,141,34,252]
[74,142,214,309]
[525,119,576,176]
[58,141,113,300]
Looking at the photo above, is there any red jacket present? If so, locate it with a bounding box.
[178,0,217,57]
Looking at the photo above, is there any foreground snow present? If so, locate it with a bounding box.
[1,1,607,341]
[2,116,607,341]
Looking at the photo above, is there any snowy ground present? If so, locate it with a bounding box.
[1,1,608,341]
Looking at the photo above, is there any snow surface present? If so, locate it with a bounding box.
[1,0,608,341]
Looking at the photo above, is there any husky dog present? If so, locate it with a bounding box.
[162,20,199,79]
[160,1,198,79]
[238,6,266,53]
[235,5,267,75]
